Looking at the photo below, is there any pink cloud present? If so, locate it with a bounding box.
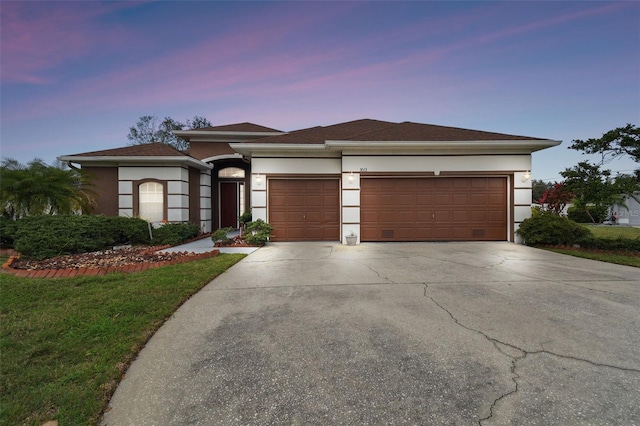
[2,1,635,124]
[0,1,144,84]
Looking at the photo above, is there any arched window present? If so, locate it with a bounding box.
[218,167,245,178]
[139,182,164,222]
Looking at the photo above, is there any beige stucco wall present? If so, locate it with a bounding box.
[116,165,212,229]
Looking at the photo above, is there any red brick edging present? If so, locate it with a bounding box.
[1,248,220,279]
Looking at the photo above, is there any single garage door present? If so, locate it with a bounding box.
[269,179,340,241]
[360,177,507,241]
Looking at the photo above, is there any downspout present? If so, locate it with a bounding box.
[66,161,81,171]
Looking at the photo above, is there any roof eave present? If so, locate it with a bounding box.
[325,139,562,153]
[174,130,286,143]
[57,155,213,170]
[229,143,330,158]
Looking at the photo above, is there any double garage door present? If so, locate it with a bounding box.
[269,177,507,242]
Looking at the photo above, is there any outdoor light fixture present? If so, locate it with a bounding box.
[522,171,531,182]
[255,174,262,184]
[348,172,355,183]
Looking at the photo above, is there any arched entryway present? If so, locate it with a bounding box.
[210,159,250,229]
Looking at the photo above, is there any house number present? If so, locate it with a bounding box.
[360,168,367,172]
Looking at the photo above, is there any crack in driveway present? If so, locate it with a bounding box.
[420,283,640,425]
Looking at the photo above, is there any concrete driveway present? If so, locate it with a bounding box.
[102,242,640,425]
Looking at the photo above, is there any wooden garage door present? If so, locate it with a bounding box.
[269,179,340,241]
[361,177,507,241]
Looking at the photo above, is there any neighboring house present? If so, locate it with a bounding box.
[58,119,560,244]
[611,196,640,226]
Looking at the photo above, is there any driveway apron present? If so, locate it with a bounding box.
[101,242,640,425]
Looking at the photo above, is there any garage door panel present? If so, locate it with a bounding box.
[434,194,451,204]
[452,194,469,205]
[361,177,507,241]
[380,194,397,205]
[452,210,469,222]
[269,179,339,241]
[454,179,471,188]
[471,179,489,188]
[470,193,488,204]
[397,195,415,205]
[397,210,416,222]
[488,194,505,205]
[489,179,505,188]
[416,194,433,205]
[435,179,452,189]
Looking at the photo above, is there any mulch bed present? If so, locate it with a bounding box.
[214,235,255,248]
[2,245,220,278]
[8,246,192,270]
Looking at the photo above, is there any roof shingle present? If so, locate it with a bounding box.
[196,122,282,133]
[346,121,540,142]
[246,119,398,144]
[63,143,189,157]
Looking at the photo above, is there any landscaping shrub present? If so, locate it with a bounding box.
[239,210,252,226]
[211,227,234,245]
[150,222,200,246]
[580,237,640,251]
[0,216,18,249]
[244,219,273,246]
[11,215,150,260]
[107,216,151,245]
[567,205,608,223]
[517,211,592,246]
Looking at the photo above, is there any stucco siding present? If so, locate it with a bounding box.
[342,189,360,206]
[251,158,341,174]
[118,181,133,195]
[514,189,532,205]
[119,195,133,209]
[342,155,531,173]
[118,166,185,181]
[168,181,189,195]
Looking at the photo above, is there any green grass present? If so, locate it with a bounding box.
[546,248,640,268]
[584,225,640,239]
[542,225,640,267]
[0,254,245,426]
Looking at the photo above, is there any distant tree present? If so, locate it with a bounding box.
[0,158,96,219]
[186,115,212,129]
[127,115,212,151]
[564,124,640,213]
[531,179,552,203]
[561,161,635,223]
[569,123,639,164]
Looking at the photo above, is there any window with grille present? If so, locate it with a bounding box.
[139,182,164,222]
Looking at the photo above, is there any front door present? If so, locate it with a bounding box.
[220,182,238,228]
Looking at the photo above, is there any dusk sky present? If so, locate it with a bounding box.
[1,1,638,182]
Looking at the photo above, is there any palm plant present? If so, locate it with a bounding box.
[0,158,96,219]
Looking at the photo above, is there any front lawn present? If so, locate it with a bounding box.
[545,248,640,268]
[0,254,245,426]
[543,225,640,268]
[584,225,640,240]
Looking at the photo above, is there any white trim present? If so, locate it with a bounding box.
[326,139,561,154]
[229,143,329,157]
[57,155,212,170]
[201,153,244,163]
[231,139,561,158]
